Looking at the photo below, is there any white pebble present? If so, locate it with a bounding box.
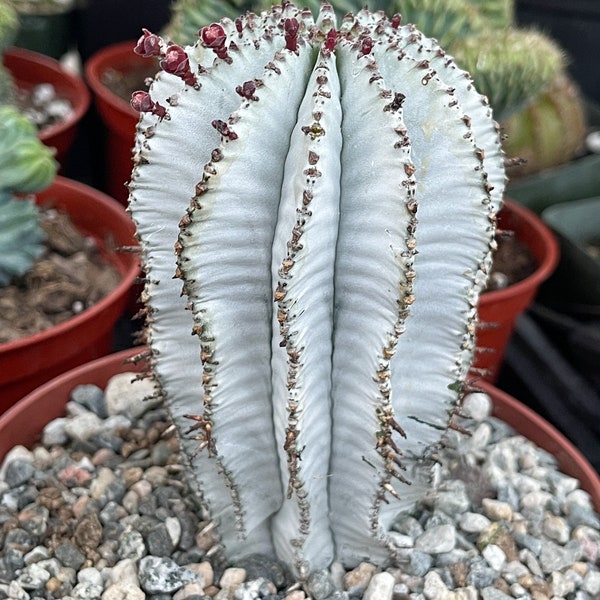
[104,372,161,419]
[461,392,492,421]
[363,572,395,600]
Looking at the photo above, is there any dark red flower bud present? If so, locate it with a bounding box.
[284,18,299,52]
[391,14,401,29]
[160,44,197,86]
[324,28,337,52]
[360,36,374,56]
[134,28,162,57]
[236,80,257,101]
[131,91,168,120]
[201,24,229,59]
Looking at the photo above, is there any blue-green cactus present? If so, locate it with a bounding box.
[0,105,58,286]
[128,3,505,577]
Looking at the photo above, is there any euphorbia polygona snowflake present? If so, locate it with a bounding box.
[128,2,505,577]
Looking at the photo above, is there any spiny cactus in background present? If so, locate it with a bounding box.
[129,3,505,577]
[163,0,256,45]
[0,105,58,286]
[500,74,587,177]
[383,0,511,50]
[0,1,18,104]
[450,28,567,123]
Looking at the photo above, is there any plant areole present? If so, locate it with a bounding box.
[128,3,505,577]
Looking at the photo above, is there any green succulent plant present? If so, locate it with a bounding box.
[128,3,505,577]
[0,105,58,286]
[0,1,18,104]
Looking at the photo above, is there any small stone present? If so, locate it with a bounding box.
[146,522,175,557]
[543,514,570,545]
[23,545,51,565]
[71,384,107,418]
[105,372,161,419]
[42,418,69,446]
[482,544,506,572]
[15,562,51,590]
[539,540,582,573]
[461,392,492,421]
[406,551,433,577]
[72,580,104,599]
[64,411,105,441]
[423,571,449,599]
[118,527,147,561]
[481,499,513,522]
[174,582,206,599]
[54,542,86,571]
[108,558,140,586]
[433,480,471,516]
[415,524,456,554]
[166,516,182,547]
[102,582,146,600]
[4,458,35,488]
[466,560,498,589]
[583,569,600,595]
[220,567,247,590]
[342,562,376,595]
[186,561,214,588]
[307,569,335,600]
[468,422,493,452]
[459,512,491,533]
[479,587,512,599]
[283,591,306,600]
[363,572,394,600]
[138,556,198,594]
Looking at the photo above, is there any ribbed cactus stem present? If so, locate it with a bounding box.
[128,3,505,577]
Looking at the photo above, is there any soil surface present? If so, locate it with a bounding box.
[0,208,121,344]
[485,232,537,292]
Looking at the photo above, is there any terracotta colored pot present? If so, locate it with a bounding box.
[84,41,155,205]
[3,46,91,165]
[0,176,140,413]
[475,199,560,382]
[0,348,598,514]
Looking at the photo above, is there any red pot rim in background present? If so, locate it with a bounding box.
[481,199,560,307]
[0,176,140,408]
[84,40,147,130]
[0,348,598,514]
[475,198,560,382]
[3,46,91,161]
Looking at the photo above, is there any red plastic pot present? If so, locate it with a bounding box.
[84,41,155,205]
[0,348,598,514]
[0,176,140,413]
[475,199,560,382]
[3,46,91,165]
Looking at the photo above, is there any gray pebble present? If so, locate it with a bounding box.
[138,556,198,593]
[307,569,335,600]
[42,418,69,446]
[54,542,86,571]
[71,384,107,418]
[15,562,51,590]
[415,524,456,554]
[4,458,35,488]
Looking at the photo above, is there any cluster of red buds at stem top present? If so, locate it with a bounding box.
[134,28,198,87]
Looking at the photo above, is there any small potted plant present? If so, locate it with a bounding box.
[1,0,89,166]
[0,104,139,410]
[9,0,75,59]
